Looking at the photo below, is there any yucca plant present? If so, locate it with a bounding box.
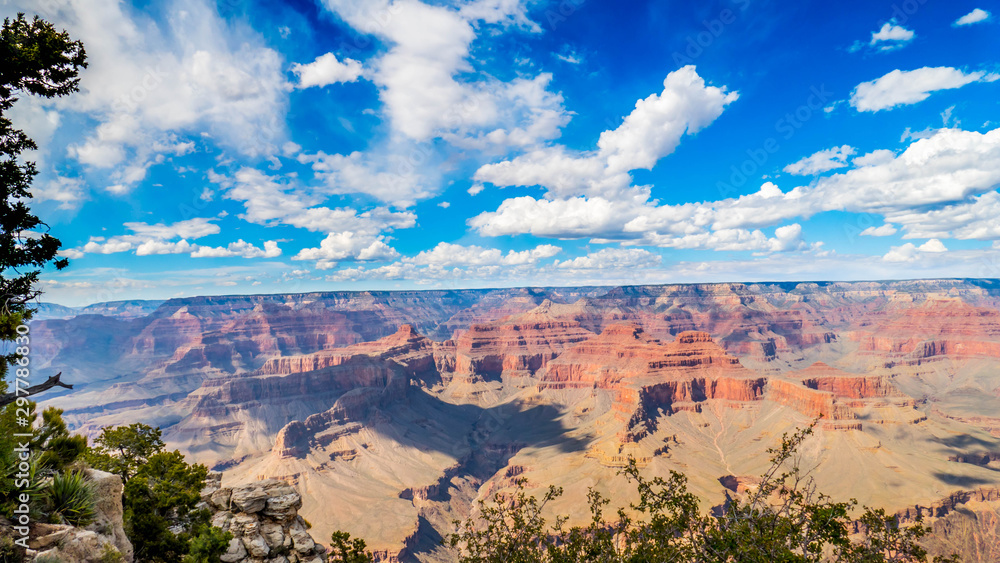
[44,470,95,526]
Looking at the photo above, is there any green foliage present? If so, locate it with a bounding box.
[181,524,233,563]
[85,423,165,483]
[447,424,957,563]
[0,404,81,519]
[43,469,95,526]
[0,12,86,386]
[86,423,219,563]
[97,543,125,563]
[123,450,213,562]
[0,536,24,563]
[330,530,376,563]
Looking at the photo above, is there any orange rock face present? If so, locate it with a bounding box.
[453,304,595,380]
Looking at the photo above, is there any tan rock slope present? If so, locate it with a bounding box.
[31,279,1000,561]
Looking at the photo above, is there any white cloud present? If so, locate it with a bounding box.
[474,66,737,200]
[783,145,855,175]
[9,0,290,192]
[298,149,438,207]
[32,177,86,210]
[469,195,645,239]
[124,217,220,239]
[882,239,949,262]
[884,190,1000,240]
[554,51,582,65]
[458,0,541,30]
[291,52,364,88]
[555,248,661,270]
[191,240,282,258]
[319,0,568,149]
[850,67,994,112]
[135,239,196,256]
[473,127,1000,250]
[869,21,915,50]
[597,66,739,175]
[293,232,399,267]
[8,96,61,165]
[852,149,895,167]
[217,168,416,234]
[69,216,285,260]
[407,242,560,267]
[954,8,990,26]
[860,224,898,237]
[58,248,85,260]
[920,238,948,252]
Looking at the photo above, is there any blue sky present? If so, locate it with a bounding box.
[5,0,1000,305]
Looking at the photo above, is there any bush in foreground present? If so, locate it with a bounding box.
[447,424,957,563]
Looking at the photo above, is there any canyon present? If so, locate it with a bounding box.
[29,279,1000,561]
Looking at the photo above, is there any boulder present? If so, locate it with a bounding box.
[221,537,248,563]
[85,468,134,562]
[211,487,234,510]
[230,483,269,513]
[242,532,271,557]
[33,528,127,563]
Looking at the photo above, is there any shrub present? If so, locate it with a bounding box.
[447,424,959,563]
[0,536,24,563]
[97,543,125,563]
[44,470,95,526]
[329,531,375,563]
[181,524,233,563]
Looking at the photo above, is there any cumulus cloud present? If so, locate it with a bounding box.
[954,8,990,26]
[216,167,416,234]
[883,239,949,262]
[191,240,282,258]
[555,248,661,270]
[124,217,220,239]
[852,149,896,167]
[292,232,400,269]
[70,216,285,260]
[850,67,996,112]
[860,224,898,237]
[298,148,438,208]
[12,0,292,192]
[32,177,86,210]
[407,242,560,267]
[319,0,567,149]
[783,145,855,175]
[474,126,1000,253]
[868,21,915,50]
[475,65,738,201]
[291,52,363,88]
[884,190,1000,240]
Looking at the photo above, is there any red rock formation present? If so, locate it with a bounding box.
[788,362,902,399]
[453,303,595,380]
[767,379,856,421]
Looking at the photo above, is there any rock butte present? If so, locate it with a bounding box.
[31,280,1000,562]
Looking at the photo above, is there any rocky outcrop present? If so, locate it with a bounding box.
[202,474,327,563]
[24,469,133,562]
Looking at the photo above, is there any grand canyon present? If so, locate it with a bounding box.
[30,279,1000,561]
